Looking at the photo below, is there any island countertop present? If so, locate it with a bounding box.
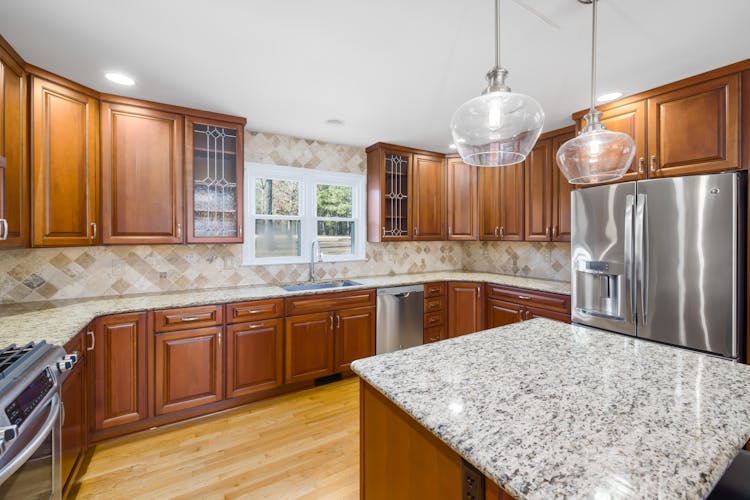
[351,319,750,499]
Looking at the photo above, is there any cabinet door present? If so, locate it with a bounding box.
[186,117,244,243]
[647,74,740,177]
[524,138,553,241]
[486,299,523,328]
[523,305,571,323]
[0,54,28,249]
[380,149,412,241]
[447,282,484,338]
[226,319,283,399]
[478,168,501,240]
[31,77,99,247]
[446,157,478,240]
[578,101,648,183]
[93,313,147,430]
[499,162,525,241]
[154,326,223,415]
[61,357,85,490]
[285,312,334,383]
[412,154,446,240]
[551,130,575,242]
[334,306,375,371]
[101,101,184,244]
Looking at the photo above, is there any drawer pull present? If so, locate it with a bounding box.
[428,336,439,342]
[247,323,265,329]
[180,316,203,322]
[517,295,531,300]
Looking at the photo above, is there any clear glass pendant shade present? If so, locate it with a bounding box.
[556,128,636,184]
[450,90,545,166]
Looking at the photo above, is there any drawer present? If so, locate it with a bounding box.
[487,285,570,314]
[424,296,445,313]
[424,282,446,298]
[423,325,445,344]
[285,289,375,316]
[226,299,284,324]
[153,305,223,333]
[424,311,445,328]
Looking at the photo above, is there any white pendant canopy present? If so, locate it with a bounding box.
[556,0,636,184]
[450,0,544,167]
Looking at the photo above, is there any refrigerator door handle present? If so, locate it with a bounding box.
[635,193,648,326]
[624,194,635,323]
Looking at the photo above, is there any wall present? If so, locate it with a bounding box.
[0,131,569,304]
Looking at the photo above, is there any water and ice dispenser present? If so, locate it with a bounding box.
[574,260,625,321]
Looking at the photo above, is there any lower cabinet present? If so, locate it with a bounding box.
[486,299,524,328]
[226,319,284,398]
[154,326,223,415]
[447,282,485,338]
[486,285,571,328]
[334,306,376,372]
[61,329,86,495]
[285,312,335,384]
[92,312,148,431]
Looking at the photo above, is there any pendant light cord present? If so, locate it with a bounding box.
[589,0,597,112]
[495,0,501,68]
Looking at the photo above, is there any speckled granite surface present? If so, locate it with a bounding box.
[0,272,569,347]
[352,319,750,500]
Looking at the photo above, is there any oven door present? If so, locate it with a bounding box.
[0,394,61,500]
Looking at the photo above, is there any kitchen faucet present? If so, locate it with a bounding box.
[309,240,320,282]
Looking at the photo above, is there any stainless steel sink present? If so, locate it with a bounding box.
[281,280,362,292]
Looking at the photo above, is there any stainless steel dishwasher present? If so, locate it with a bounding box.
[376,285,424,354]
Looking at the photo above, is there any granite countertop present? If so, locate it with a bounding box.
[351,319,750,499]
[0,271,569,347]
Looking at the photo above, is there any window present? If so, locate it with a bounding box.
[244,163,366,265]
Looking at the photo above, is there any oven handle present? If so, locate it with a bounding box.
[0,394,60,485]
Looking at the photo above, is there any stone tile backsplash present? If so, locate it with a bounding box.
[0,130,570,304]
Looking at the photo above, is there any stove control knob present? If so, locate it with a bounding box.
[66,352,79,365]
[0,425,17,445]
[57,359,73,373]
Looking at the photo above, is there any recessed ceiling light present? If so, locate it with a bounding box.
[596,91,622,103]
[325,119,344,126]
[105,72,135,86]
[449,144,457,149]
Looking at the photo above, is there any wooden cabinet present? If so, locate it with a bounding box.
[366,143,445,242]
[479,163,524,241]
[334,306,376,371]
[154,326,223,415]
[185,116,245,243]
[446,157,478,240]
[647,74,740,177]
[100,99,184,244]
[486,285,571,328]
[285,311,335,384]
[551,130,575,242]
[61,330,86,495]
[0,46,28,249]
[285,290,376,383]
[447,282,484,338]
[30,75,99,247]
[226,319,284,398]
[424,282,447,344]
[92,313,148,431]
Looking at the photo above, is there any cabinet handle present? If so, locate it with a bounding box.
[448,225,452,235]
[414,227,419,236]
[177,223,182,238]
[428,336,439,342]
[86,331,95,351]
[517,295,531,300]
[0,219,7,241]
[90,222,97,240]
[180,316,202,322]
[552,226,558,238]
[494,226,499,238]
[217,331,222,348]
[382,227,386,238]
[638,157,645,174]
[649,155,657,173]
[476,287,480,298]
[330,315,334,331]
[247,322,265,329]
[499,226,504,240]
[335,314,341,328]
[239,225,243,238]
[545,226,550,239]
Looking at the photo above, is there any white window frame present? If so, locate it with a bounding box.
[243,162,366,266]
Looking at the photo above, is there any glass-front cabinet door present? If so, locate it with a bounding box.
[185,116,245,242]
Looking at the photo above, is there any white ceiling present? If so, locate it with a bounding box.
[1,0,749,153]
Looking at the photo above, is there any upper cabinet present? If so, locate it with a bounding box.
[30,73,99,247]
[100,99,184,244]
[478,162,524,241]
[366,143,445,242]
[573,69,743,182]
[0,43,28,249]
[446,156,478,240]
[551,129,575,242]
[185,117,245,243]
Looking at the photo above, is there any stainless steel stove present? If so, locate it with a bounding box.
[0,341,77,499]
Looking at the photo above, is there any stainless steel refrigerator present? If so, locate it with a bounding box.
[571,172,746,359]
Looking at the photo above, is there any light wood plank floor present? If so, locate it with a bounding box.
[72,377,359,499]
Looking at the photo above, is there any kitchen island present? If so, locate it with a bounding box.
[351,319,750,499]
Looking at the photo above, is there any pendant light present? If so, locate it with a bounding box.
[556,0,636,184]
[450,0,544,167]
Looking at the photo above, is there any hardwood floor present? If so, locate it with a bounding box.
[71,377,360,499]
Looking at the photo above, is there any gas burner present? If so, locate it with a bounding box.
[0,341,46,380]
